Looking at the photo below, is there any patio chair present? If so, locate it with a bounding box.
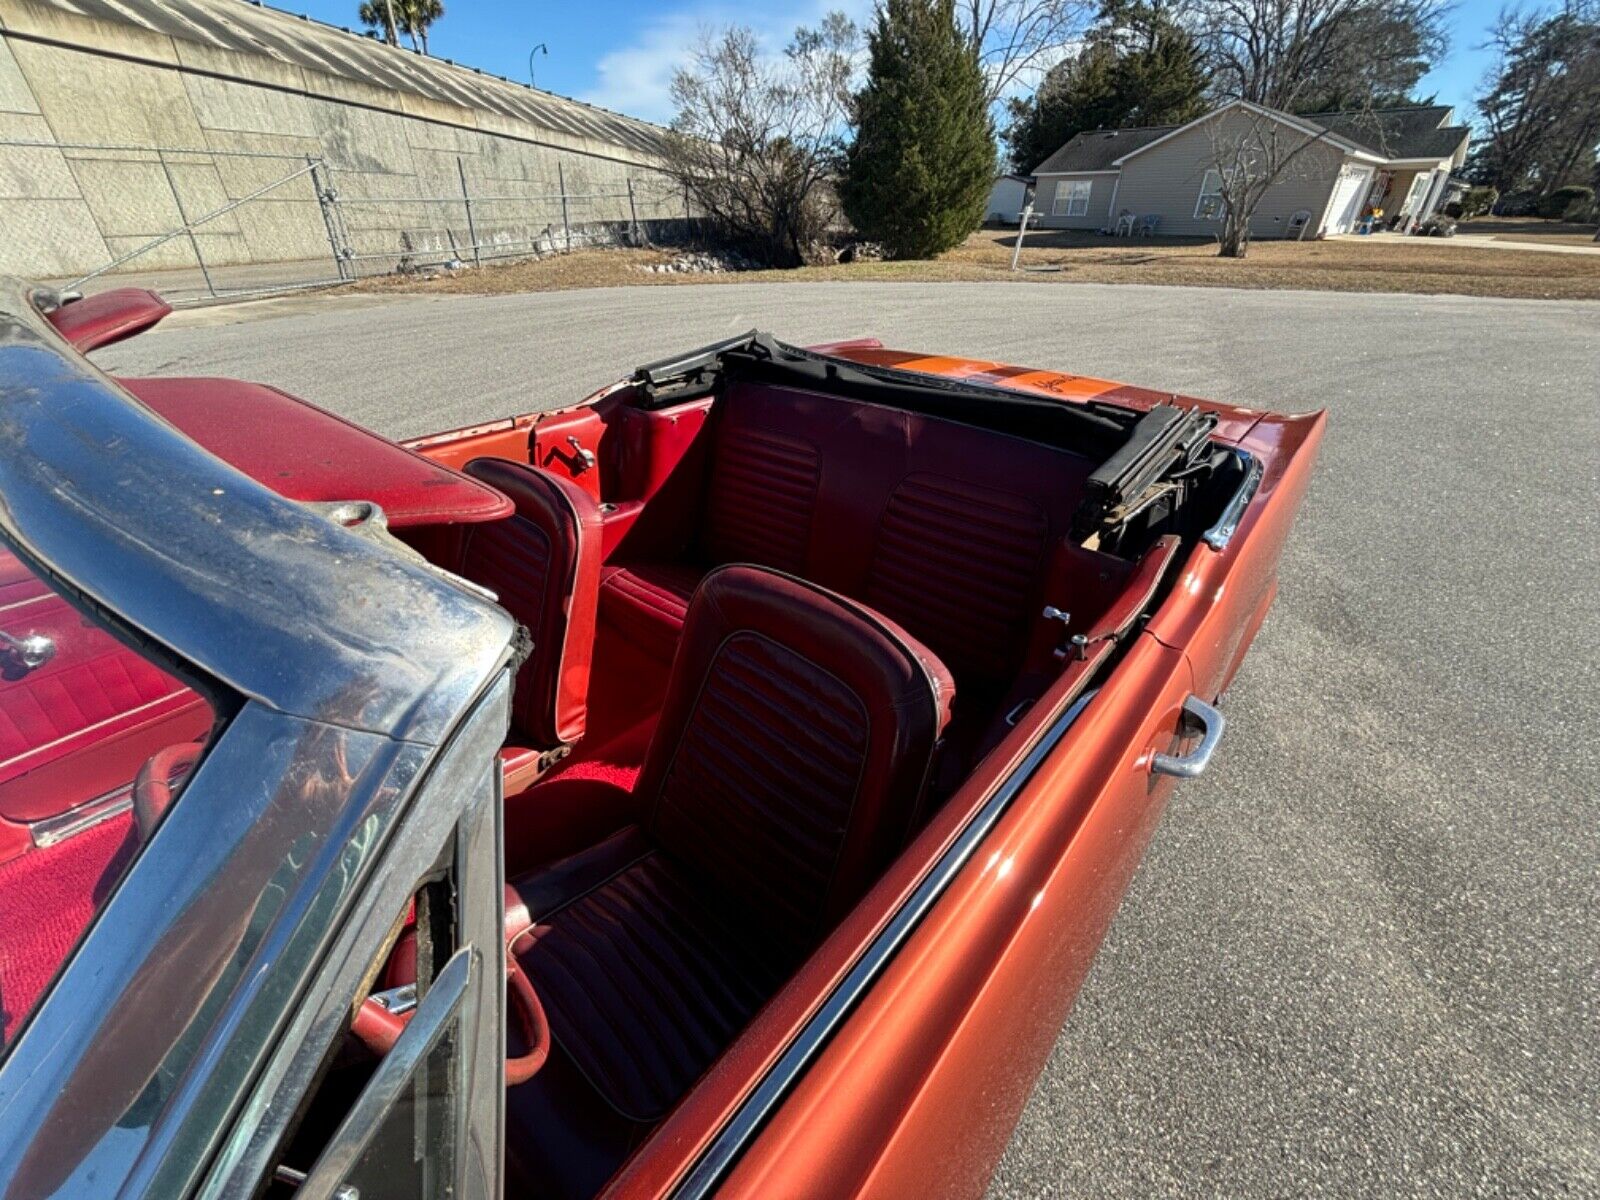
[1114,210,1137,237]
[1287,209,1312,240]
[1138,214,1161,237]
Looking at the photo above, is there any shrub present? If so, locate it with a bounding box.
[1496,191,1540,216]
[1562,195,1597,223]
[1461,186,1498,219]
[1539,185,1593,220]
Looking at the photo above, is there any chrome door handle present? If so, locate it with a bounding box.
[0,630,56,677]
[1151,695,1225,779]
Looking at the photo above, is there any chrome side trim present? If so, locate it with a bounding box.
[672,687,1101,1199]
[1202,448,1263,551]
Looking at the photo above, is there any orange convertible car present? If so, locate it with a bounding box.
[0,283,1322,1199]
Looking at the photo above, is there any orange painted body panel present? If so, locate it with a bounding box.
[405,418,535,473]
[1147,410,1326,697]
[818,342,1267,443]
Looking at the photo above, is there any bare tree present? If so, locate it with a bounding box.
[1471,2,1600,198]
[664,15,858,266]
[1195,0,1448,112]
[957,0,1098,103]
[1198,102,1345,255]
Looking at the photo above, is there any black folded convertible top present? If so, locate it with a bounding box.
[633,331,1135,457]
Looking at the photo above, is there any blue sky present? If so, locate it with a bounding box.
[280,0,1505,127]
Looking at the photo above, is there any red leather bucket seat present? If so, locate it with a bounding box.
[503,564,954,1197]
[460,458,603,750]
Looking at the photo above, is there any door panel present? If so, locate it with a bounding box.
[531,408,607,499]
[721,634,1200,1198]
[1,588,205,821]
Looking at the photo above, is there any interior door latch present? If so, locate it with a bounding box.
[565,435,597,473]
[0,631,55,679]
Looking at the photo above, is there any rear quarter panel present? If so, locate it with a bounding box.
[1147,410,1327,698]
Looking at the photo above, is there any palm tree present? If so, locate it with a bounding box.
[358,0,443,56]
[357,0,398,46]
[400,0,444,56]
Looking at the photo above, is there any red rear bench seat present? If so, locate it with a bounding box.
[599,382,1094,698]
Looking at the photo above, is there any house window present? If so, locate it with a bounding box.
[1052,179,1092,217]
[1194,169,1227,220]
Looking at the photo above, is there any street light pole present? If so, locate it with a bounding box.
[529,43,548,88]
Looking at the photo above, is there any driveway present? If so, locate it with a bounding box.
[101,282,1600,1198]
[1334,230,1600,256]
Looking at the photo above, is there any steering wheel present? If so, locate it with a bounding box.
[351,923,550,1086]
[131,742,205,839]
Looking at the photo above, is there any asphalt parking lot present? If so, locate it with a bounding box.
[102,281,1600,1198]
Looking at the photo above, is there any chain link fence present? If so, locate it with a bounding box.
[6,139,698,306]
[326,160,696,282]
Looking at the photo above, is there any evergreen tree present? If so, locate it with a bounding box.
[1003,2,1207,172]
[843,0,996,259]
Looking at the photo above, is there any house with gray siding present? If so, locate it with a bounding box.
[1030,101,1470,240]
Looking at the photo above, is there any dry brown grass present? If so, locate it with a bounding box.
[347,225,1600,301]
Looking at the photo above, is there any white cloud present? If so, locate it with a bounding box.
[581,10,708,124]
[581,0,874,124]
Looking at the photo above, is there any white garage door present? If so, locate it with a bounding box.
[1323,164,1374,235]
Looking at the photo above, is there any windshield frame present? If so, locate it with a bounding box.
[0,278,516,1199]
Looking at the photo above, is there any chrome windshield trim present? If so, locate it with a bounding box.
[672,686,1101,1199]
[1202,448,1263,551]
[197,673,510,1200]
[0,277,513,744]
[0,278,518,1198]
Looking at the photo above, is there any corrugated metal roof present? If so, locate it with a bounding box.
[23,0,670,158]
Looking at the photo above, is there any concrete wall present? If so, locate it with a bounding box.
[1114,110,1345,239]
[1033,173,1117,230]
[0,0,684,278]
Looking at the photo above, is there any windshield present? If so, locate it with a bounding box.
[0,546,215,1050]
